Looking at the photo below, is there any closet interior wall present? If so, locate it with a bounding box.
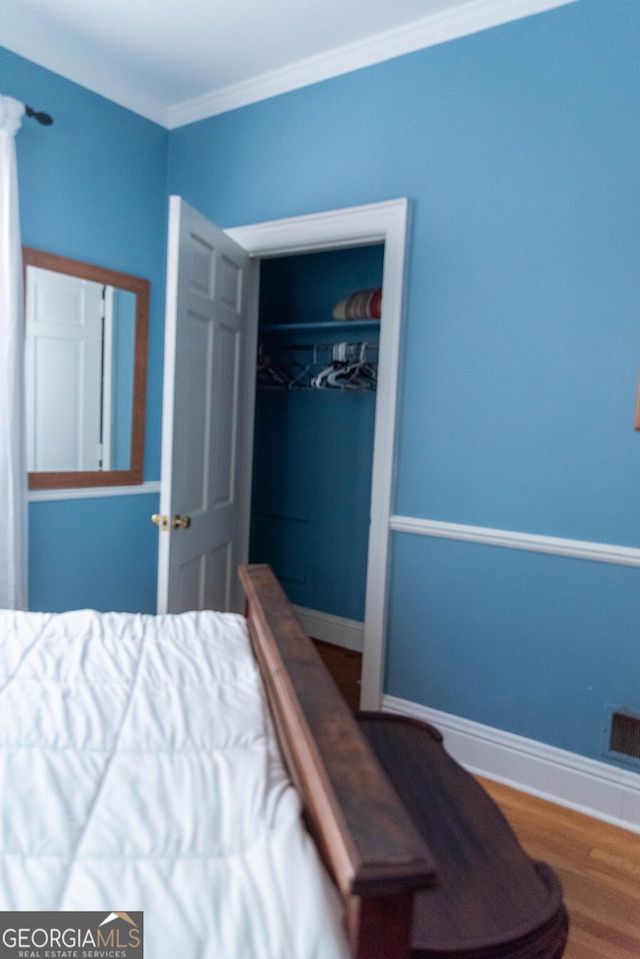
[249,245,384,628]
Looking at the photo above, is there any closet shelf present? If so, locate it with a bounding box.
[262,319,380,333]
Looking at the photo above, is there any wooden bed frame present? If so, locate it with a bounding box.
[239,564,437,959]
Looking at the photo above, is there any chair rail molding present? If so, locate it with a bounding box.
[390,516,640,568]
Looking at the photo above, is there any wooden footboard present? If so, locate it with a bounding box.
[239,564,437,959]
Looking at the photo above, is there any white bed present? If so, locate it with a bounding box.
[0,566,436,959]
[0,605,349,958]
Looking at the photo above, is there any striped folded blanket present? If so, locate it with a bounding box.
[332,287,382,320]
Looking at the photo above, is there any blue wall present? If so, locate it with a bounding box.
[3,47,168,613]
[168,0,640,769]
[4,0,640,770]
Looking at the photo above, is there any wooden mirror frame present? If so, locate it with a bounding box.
[24,247,150,490]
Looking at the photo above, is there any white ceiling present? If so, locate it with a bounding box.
[1,0,577,128]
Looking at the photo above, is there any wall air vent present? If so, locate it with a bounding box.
[607,709,640,765]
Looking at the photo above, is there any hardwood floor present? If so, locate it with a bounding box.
[313,638,362,712]
[480,777,640,959]
[313,639,640,959]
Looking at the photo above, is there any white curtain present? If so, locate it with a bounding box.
[0,96,28,610]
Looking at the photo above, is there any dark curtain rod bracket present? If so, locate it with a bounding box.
[25,104,53,125]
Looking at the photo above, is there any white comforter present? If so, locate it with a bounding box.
[0,608,350,959]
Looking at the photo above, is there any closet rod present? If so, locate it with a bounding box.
[259,341,379,351]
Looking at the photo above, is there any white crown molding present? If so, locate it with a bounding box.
[28,480,161,502]
[390,515,640,568]
[4,0,578,129]
[384,695,640,833]
[167,0,579,128]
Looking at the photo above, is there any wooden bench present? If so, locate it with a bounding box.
[240,564,568,958]
[357,712,569,959]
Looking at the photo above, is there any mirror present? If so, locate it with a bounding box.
[23,247,149,490]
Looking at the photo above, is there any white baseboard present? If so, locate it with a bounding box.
[292,605,363,653]
[383,695,640,834]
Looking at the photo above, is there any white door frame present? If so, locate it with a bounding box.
[227,198,410,709]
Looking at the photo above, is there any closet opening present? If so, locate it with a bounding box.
[248,243,384,702]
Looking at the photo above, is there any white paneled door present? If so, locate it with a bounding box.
[157,197,259,614]
[25,268,104,472]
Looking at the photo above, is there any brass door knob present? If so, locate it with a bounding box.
[172,514,191,529]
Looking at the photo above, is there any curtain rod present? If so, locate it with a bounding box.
[25,104,53,125]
